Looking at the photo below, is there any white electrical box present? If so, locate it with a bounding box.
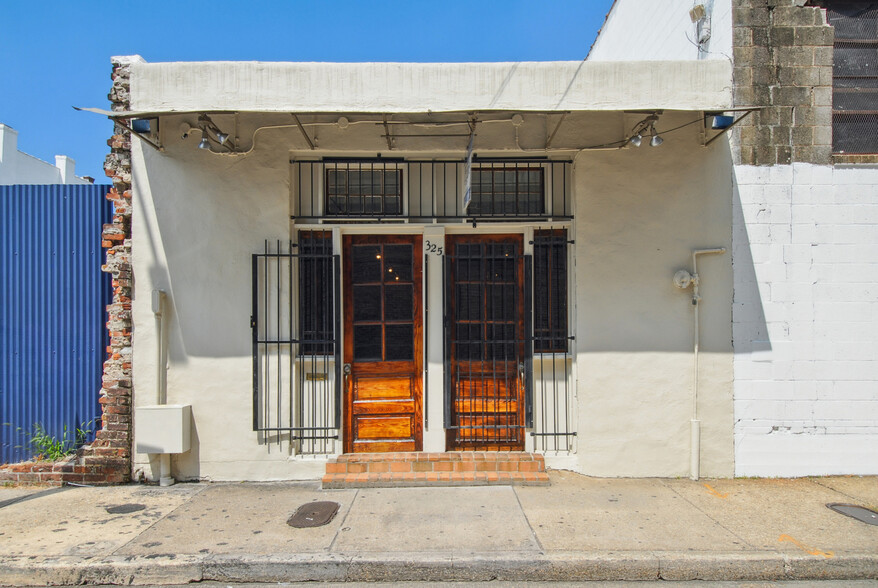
[136,404,192,454]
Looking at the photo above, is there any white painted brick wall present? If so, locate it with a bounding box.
[734,163,878,476]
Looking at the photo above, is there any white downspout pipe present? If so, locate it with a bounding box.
[151,289,174,487]
[689,248,725,481]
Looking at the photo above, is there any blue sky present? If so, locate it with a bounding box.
[0,1,614,181]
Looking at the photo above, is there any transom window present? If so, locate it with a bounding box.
[468,166,544,216]
[325,168,402,216]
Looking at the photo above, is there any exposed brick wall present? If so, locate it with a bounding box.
[0,57,134,486]
[733,0,834,165]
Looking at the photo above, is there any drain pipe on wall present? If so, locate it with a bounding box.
[151,289,174,487]
[673,248,725,481]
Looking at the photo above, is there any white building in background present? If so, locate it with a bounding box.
[0,123,92,185]
[591,0,878,476]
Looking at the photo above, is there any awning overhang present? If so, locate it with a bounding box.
[122,58,733,115]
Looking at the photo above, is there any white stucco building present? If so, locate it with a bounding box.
[0,123,91,185]
[110,55,743,483]
[111,0,877,485]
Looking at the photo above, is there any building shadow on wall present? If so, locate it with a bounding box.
[731,172,771,357]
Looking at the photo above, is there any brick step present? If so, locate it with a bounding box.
[322,451,550,488]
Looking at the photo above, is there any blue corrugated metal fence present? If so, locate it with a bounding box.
[1,185,113,464]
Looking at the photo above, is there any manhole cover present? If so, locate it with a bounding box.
[287,501,339,528]
[827,503,878,526]
[106,503,146,514]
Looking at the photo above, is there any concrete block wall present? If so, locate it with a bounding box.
[733,163,878,476]
[733,0,833,166]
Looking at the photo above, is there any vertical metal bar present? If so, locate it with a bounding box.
[513,163,519,216]
[409,162,415,218]
[454,162,459,218]
[524,254,534,429]
[264,241,270,434]
[310,162,315,219]
[443,255,452,430]
[563,162,568,217]
[251,253,259,431]
[295,162,301,218]
[277,241,282,440]
[485,242,493,446]
[333,254,342,429]
[287,241,302,436]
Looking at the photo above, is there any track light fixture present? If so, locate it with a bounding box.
[649,124,663,147]
[192,114,234,152]
[627,114,664,148]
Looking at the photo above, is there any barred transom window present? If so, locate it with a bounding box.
[468,167,544,216]
[326,169,402,215]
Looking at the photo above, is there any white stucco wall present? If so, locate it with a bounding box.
[576,112,734,478]
[589,0,732,62]
[0,123,90,185]
[733,163,878,476]
[130,129,307,481]
[129,108,734,481]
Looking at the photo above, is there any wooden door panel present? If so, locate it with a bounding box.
[353,375,415,401]
[355,415,414,439]
[343,235,423,453]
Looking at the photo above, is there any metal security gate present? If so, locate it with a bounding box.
[251,238,341,454]
[444,236,533,450]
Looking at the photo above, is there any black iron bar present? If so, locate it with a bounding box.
[524,254,533,430]
[443,256,452,431]
[288,240,294,440]
[333,255,342,429]
[251,253,259,431]
[264,241,269,437]
[277,240,282,442]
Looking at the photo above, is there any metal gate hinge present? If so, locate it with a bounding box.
[250,316,256,328]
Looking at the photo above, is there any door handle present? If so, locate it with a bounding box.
[343,363,352,386]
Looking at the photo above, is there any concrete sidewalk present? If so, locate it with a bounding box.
[0,471,876,585]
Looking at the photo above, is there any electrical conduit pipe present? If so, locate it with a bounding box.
[689,248,725,481]
[152,289,174,487]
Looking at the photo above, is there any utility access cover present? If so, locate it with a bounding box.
[827,503,878,526]
[106,504,146,514]
[288,501,340,528]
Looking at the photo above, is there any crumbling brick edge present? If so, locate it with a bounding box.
[0,57,135,486]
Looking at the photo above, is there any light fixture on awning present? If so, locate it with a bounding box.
[195,114,235,152]
[627,114,663,148]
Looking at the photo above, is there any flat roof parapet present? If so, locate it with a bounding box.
[126,59,733,114]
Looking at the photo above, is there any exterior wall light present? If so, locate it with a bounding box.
[649,125,664,147]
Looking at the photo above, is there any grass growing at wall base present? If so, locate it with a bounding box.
[2,421,94,463]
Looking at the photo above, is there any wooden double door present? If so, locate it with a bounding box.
[341,233,528,453]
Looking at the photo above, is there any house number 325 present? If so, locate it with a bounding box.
[425,240,444,256]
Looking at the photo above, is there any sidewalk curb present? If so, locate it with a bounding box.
[2,551,877,585]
